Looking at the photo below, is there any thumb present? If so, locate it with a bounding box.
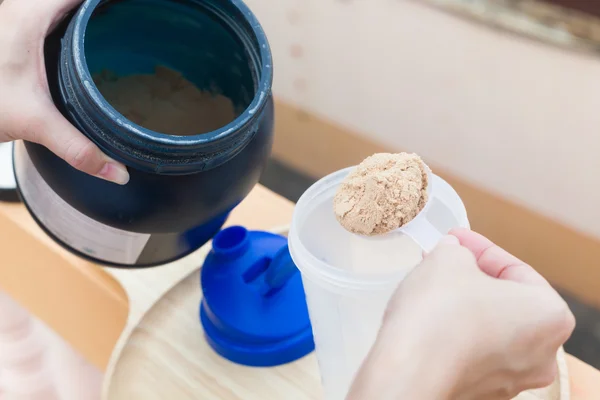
[421,234,460,258]
[30,106,129,185]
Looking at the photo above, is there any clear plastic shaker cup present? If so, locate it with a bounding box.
[288,166,470,400]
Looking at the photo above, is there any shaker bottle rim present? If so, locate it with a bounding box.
[289,167,409,291]
[289,166,470,291]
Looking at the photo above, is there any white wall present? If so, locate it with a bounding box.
[247,0,600,239]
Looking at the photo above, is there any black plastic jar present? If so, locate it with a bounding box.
[13,0,274,267]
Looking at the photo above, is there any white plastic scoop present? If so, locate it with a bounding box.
[361,170,454,253]
[395,171,445,253]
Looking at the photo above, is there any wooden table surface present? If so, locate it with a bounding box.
[1,184,600,398]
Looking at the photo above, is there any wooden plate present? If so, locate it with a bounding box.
[103,226,323,400]
[104,269,323,400]
[102,227,569,400]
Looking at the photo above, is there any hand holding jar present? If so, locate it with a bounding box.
[0,0,129,184]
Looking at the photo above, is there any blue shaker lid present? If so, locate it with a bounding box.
[200,226,314,367]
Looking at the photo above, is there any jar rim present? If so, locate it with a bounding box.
[67,0,273,172]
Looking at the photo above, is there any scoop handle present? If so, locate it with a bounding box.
[400,217,444,253]
[398,174,448,253]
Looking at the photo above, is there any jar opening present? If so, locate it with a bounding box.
[84,0,257,137]
[56,0,273,172]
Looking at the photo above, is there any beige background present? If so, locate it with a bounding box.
[247,0,600,240]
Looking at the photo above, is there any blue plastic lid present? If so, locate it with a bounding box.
[199,226,315,367]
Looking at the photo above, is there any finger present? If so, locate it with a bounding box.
[422,235,479,275]
[437,235,460,246]
[26,107,129,185]
[450,228,548,286]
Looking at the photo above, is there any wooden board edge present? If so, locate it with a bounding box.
[0,205,129,370]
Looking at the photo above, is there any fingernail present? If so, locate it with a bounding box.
[438,235,460,246]
[97,162,130,185]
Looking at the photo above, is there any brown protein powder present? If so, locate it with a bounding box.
[333,153,430,236]
[93,66,238,136]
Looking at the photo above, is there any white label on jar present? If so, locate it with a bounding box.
[0,142,16,189]
[13,141,151,265]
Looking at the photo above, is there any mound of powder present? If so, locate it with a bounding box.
[93,66,237,136]
[333,153,430,236]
